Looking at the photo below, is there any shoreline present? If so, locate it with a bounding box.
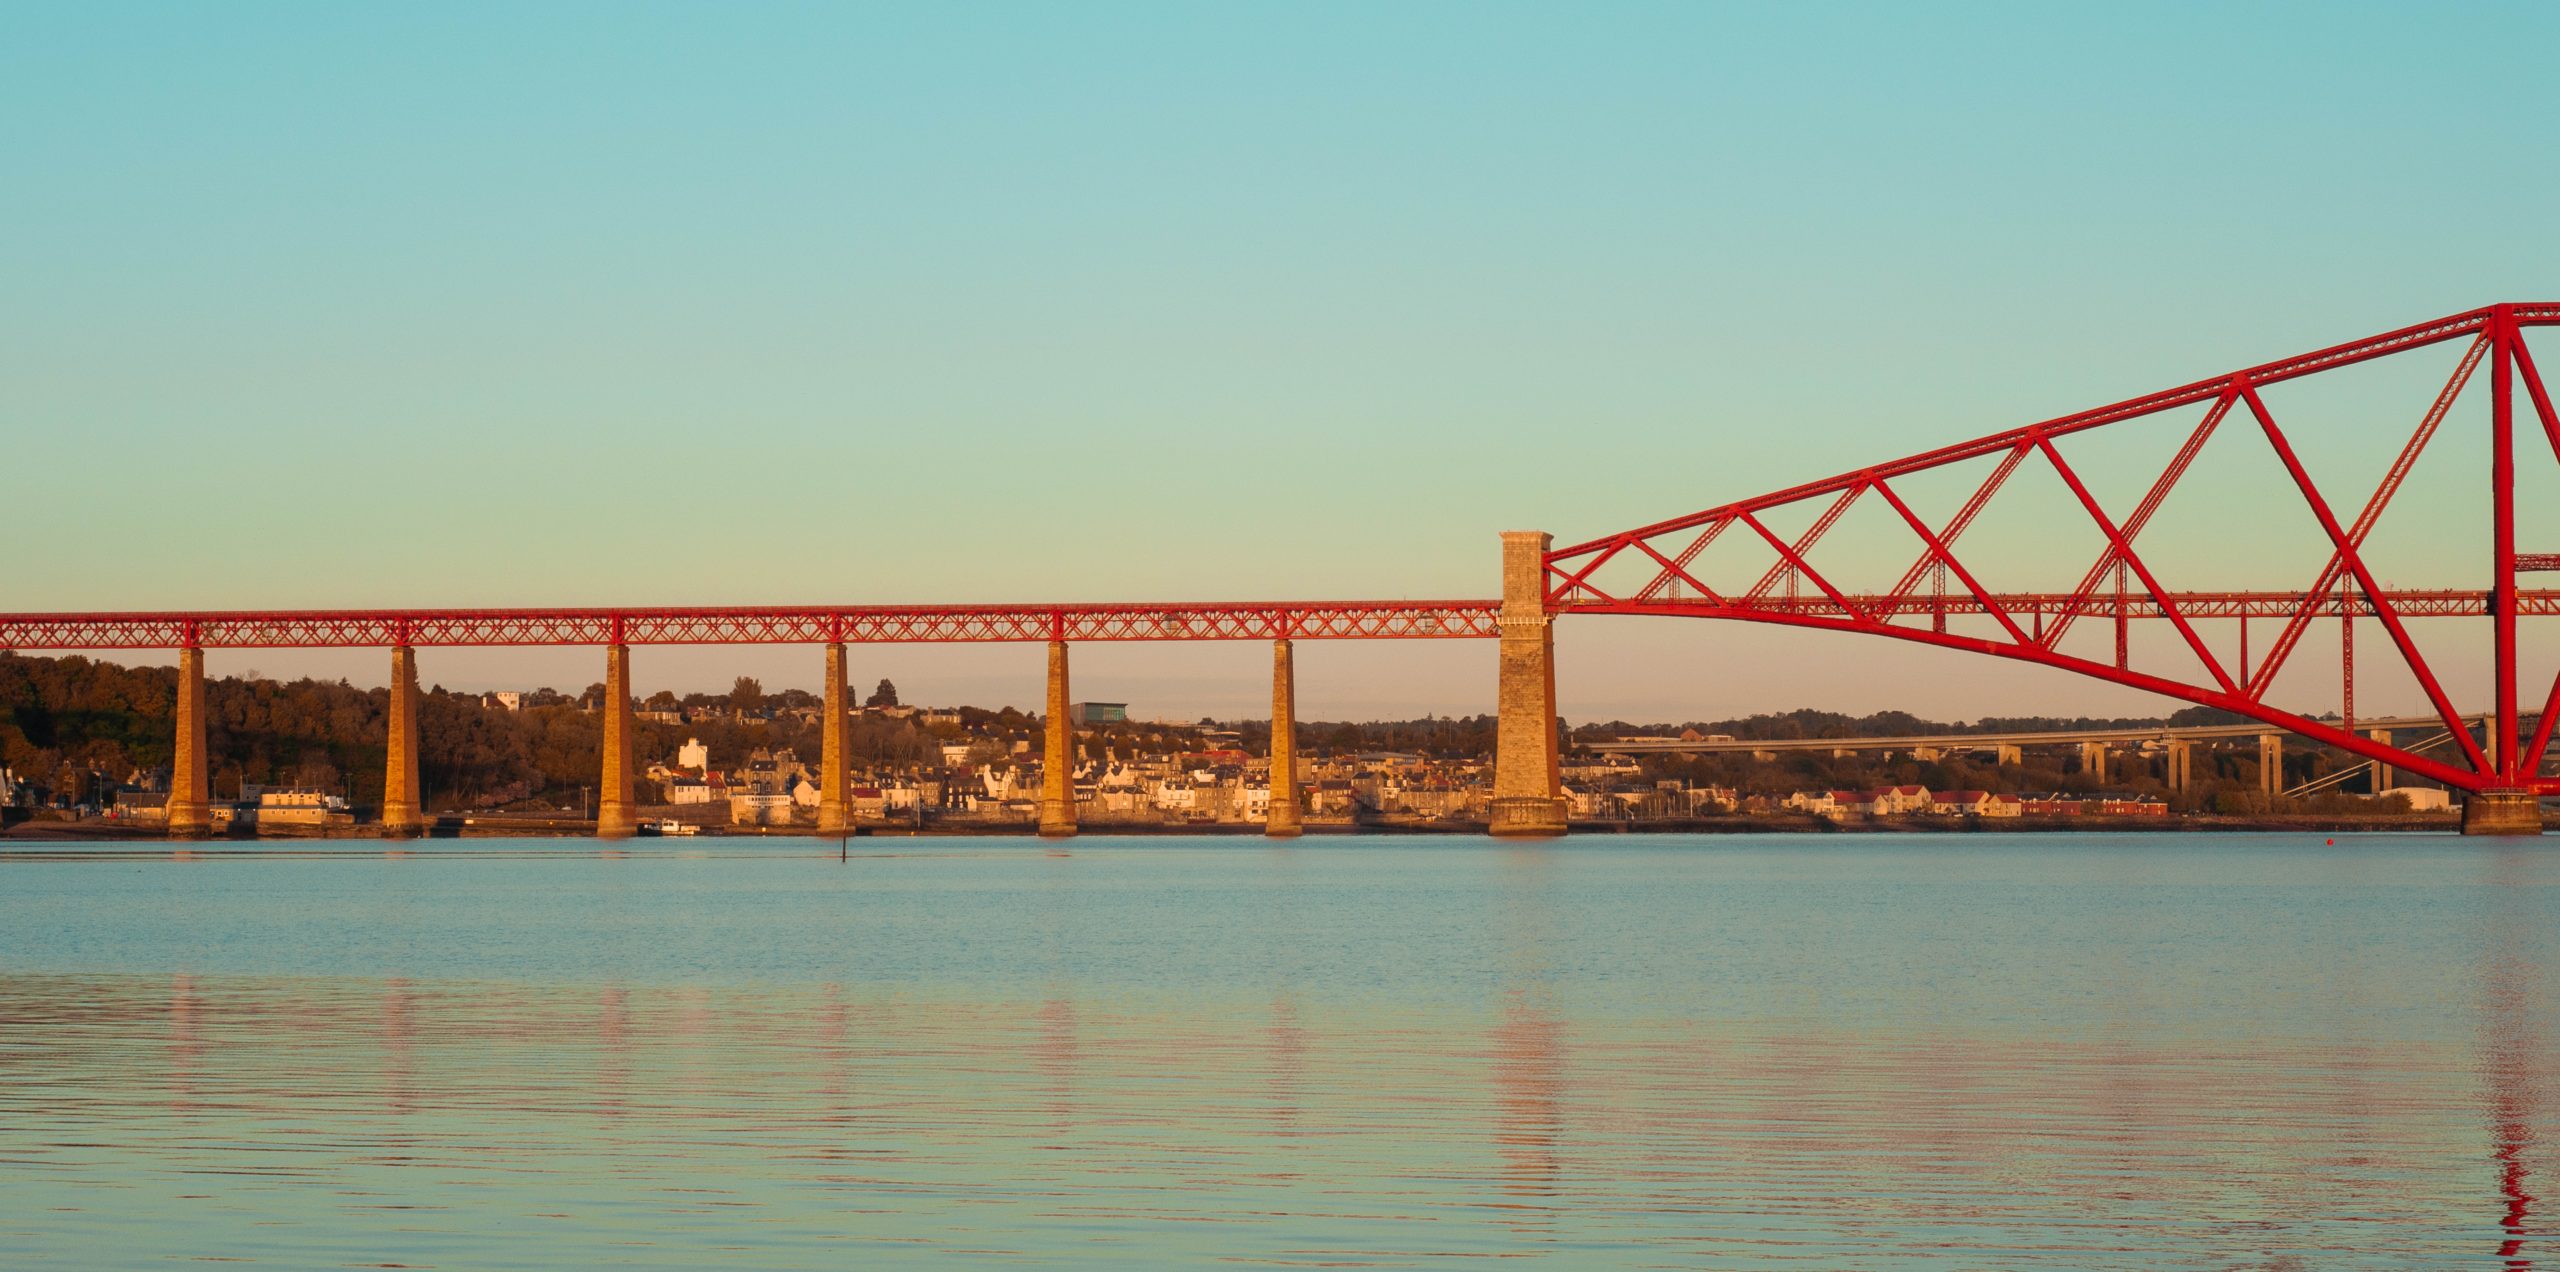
[2,812,2471,841]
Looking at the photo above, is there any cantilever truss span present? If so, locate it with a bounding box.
[1545,302,2560,795]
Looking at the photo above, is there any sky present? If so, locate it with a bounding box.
[5,2,2558,724]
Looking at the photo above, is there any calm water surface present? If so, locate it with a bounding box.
[1,833,2554,1268]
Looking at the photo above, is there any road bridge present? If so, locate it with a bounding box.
[1589,714,2478,755]
[1588,713,2497,797]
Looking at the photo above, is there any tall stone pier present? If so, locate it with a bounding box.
[1488,530,1568,837]
[166,645,212,839]
[596,643,638,840]
[817,642,852,837]
[1266,638,1302,838]
[2257,734,2283,798]
[2164,740,2194,792]
[1039,640,1077,838]
[2463,790,2544,835]
[2367,727,2394,792]
[2078,742,2108,784]
[381,645,425,838]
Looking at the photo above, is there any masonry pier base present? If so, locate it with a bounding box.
[596,643,638,840]
[166,645,213,840]
[381,644,425,839]
[1265,638,1302,839]
[1488,531,1568,838]
[1489,797,1569,837]
[1038,640,1077,838]
[2462,790,2544,836]
[816,642,852,838]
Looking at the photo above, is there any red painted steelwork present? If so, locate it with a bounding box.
[1596,590,2559,621]
[1549,303,2560,795]
[0,602,1502,650]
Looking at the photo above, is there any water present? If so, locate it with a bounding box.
[1,834,2553,1268]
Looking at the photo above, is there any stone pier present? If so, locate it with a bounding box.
[381,645,424,838]
[2462,790,2544,835]
[1039,640,1077,838]
[2078,741,2107,785]
[1993,744,2022,766]
[2257,733,2283,798]
[1488,531,1567,837]
[2164,740,2194,793]
[817,642,852,837]
[166,646,212,839]
[1266,638,1302,838]
[596,644,638,839]
[2367,727,2394,792]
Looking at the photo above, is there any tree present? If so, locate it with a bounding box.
[730,677,765,714]
[867,678,899,708]
[294,751,342,793]
[644,689,679,710]
[578,682,608,710]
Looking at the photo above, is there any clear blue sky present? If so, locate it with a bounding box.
[5,2,2556,722]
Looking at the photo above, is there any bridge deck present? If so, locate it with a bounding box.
[2,589,2549,651]
[0,601,1504,649]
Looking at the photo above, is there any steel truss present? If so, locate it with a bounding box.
[1547,302,2560,795]
[0,602,1503,651]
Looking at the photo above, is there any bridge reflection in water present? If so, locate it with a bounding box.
[1,970,2530,1265]
[0,837,2553,1267]
[2487,846,2548,1269]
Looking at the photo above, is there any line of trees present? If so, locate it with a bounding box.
[0,653,941,813]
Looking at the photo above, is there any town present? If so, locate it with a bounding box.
[0,651,2450,836]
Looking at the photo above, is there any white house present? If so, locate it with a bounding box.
[1930,790,1992,816]
[1785,790,1839,815]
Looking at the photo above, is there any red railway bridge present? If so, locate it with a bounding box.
[6,302,2558,836]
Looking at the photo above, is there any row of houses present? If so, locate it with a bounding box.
[103,785,355,830]
[1786,786,2170,818]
